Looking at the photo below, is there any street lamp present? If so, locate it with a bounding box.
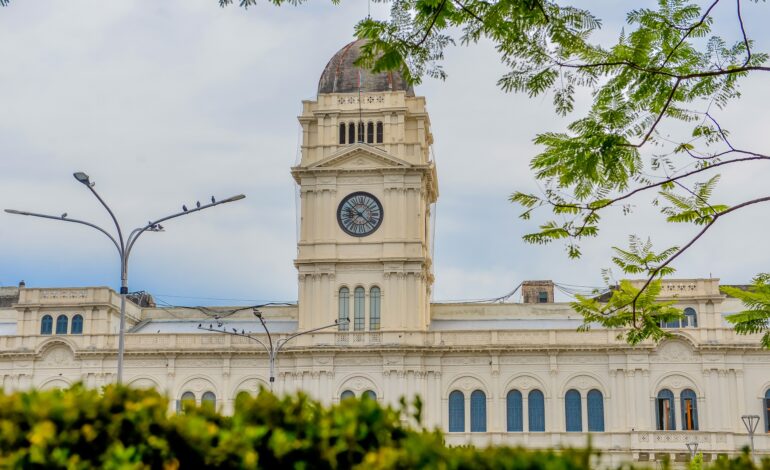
[198,308,348,392]
[686,441,699,459]
[741,414,760,457]
[5,171,245,384]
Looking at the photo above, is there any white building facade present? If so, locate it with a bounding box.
[1,40,769,465]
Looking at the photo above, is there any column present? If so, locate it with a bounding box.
[626,370,637,429]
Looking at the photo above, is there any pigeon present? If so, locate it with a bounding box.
[182,205,188,212]
[196,201,201,208]
[232,328,237,333]
[211,196,215,204]
[198,323,201,328]
[61,213,67,219]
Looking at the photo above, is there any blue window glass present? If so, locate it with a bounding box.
[363,390,376,400]
[587,389,605,432]
[40,315,53,335]
[528,390,545,432]
[338,287,349,331]
[71,314,83,334]
[470,390,486,432]
[680,389,698,430]
[565,389,582,432]
[765,390,770,432]
[448,390,465,432]
[340,390,355,400]
[369,287,381,330]
[683,308,697,327]
[506,390,523,432]
[656,389,676,430]
[354,287,365,331]
[55,315,68,335]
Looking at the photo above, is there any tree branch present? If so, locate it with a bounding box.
[629,195,770,324]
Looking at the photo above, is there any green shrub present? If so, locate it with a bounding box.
[0,385,767,469]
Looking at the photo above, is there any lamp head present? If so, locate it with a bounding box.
[73,172,91,185]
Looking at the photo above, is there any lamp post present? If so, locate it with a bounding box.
[741,414,760,457]
[198,308,348,392]
[5,171,245,384]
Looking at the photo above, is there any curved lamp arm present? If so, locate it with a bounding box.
[275,318,349,354]
[4,209,122,256]
[197,325,271,355]
[125,194,245,259]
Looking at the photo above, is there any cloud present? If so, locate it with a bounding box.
[1,0,768,305]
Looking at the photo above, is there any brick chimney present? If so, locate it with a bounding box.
[521,280,554,303]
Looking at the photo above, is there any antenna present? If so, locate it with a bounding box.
[358,69,364,142]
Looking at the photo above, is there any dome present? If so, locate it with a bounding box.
[318,39,414,96]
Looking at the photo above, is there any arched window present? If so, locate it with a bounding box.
[357,121,364,143]
[340,390,355,400]
[353,287,365,331]
[528,390,545,432]
[201,391,216,409]
[506,390,523,432]
[565,389,582,432]
[40,315,53,335]
[683,308,698,327]
[448,390,464,432]
[680,389,698,430]
[178,391,195,412]
[71,314,83,334]
[348,122,355,144]
[369,287,381,330]
[470,390,486,432]
[764,389,770,433]
[587,389,605,432]
[55,315,68,335]
[656,389,676,430]
[366,122,374,144]
[339,123,346,144]
[363,390,377,400]
[338,287,349,331]
[376,122,383,143]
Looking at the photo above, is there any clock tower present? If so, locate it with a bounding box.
[292,40,438,333]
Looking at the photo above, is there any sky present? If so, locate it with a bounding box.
[0,1,768,306]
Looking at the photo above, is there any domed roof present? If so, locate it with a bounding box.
[318,39,414,96]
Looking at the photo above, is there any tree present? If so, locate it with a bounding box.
[352,0,769,345]
[221,0,769,345]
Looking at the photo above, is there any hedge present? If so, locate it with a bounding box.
[0,385,766,469]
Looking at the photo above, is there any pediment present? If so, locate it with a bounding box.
[308,144,412,170]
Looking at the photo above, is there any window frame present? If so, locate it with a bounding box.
[470,390,487,432]
[565,389,582,432]
[71,314,83,334]
[680,389,699,431]
[448,390,465,432]
[55,314,68,335]
[587,389,605,432]
[338,287,349,331]
[369,286,381,331]
[40,315,53,335]
[353,286,365,331]
[656,389,676,430]
[506,389,523,432]
[528,389,546,432]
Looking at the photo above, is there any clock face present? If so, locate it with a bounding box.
[337,192,383,237]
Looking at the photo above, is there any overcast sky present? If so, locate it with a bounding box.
[0,1,768,306]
